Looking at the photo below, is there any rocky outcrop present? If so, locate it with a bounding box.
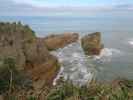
[81,32,103,55]
[24,38,60,84]
[44,33,79,50]
[0,22,60,84]
[0,22,35,70]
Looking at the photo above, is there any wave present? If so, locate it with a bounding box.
[128,39,133,45]
[93,48,122,63]
[52,42,95,86]
[52,42,122,85]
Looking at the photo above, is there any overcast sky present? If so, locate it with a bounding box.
[0,0,133,16]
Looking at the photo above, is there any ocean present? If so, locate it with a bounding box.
[1,16,133,85]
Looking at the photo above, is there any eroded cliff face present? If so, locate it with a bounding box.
[0,22,104,88]
[0,22,35,70]
[43,33,79,51]
[81,32,103,55]
[24,38,60,84]
[0,22,60,85]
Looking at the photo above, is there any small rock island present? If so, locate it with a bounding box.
[81,32,103,55]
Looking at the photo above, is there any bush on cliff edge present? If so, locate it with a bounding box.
[0,57,32,94]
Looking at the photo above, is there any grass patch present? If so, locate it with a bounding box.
[0,57,32,95]
[47,79,133,100]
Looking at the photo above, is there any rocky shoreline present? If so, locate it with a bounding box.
[0,22,104,99]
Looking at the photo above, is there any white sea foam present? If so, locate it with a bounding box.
[53,67,64,86]
[52,41,122,85]
[128,39,133,45]
[52,42,95,86]
[93,48,122,62]
[129,41,133,45]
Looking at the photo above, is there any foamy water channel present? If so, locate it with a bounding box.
[51,41,123,86]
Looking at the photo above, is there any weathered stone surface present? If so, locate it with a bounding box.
[44,33,79,50]
[24,38,60,84]
[0,22,60,84]
[0,95,4,100]
[0,22,35,70]
[81,32,103,55]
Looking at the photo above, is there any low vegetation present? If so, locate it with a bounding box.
[0,58,133,100]
[0,57,32,99]
[0,22,36,38]
[47,79,133,100]
[0,22,133,100]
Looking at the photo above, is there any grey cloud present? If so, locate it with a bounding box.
[113,4,133,10]
[0,0,133,16]
[0,0,43,16]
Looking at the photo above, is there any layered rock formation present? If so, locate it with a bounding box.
[0,22,60,84]
[43,33,79,50]
[81,32,103,55]
[24,38,60,84]
[0,22,104,88]
[0,22,35,70]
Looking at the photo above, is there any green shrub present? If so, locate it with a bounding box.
[46,79,133,100]
[0,57,32,94]
[0,22,36,38]
[47,81,80,100]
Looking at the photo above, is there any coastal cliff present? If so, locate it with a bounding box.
[0,22,103,86]
[0,22,60,85]
[0,22,133,100]
[0,22,80,86]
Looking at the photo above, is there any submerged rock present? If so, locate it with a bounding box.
[43,33,79,50]
[81,32,103,55]
[0,22,60,85]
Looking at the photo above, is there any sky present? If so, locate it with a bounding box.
[0,0,133,16]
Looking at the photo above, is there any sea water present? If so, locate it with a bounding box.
[1,16,133,85]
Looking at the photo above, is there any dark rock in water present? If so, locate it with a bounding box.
[0,22,60,85]
[43,33,79,51]
[81,32,103,55]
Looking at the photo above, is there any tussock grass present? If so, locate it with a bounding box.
[0,58,133,100]
[47,79,133,100]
